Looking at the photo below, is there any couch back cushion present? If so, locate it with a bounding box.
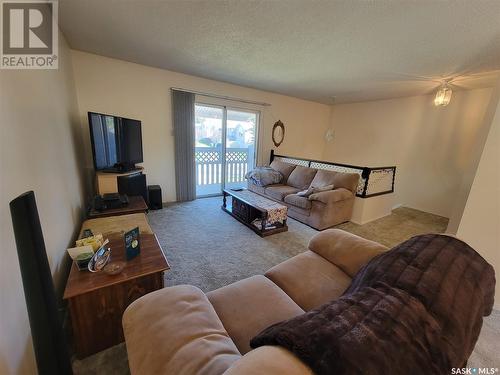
[286,166,318,190]
[270,160,296,182]
[332,172,360,193]
[311,169,359,194]
[310,170,337,188]
[308,229,387,277]
[123,285,241,375]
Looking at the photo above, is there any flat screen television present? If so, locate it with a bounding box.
[88,112,143,172]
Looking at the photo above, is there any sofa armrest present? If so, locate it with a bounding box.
[224,346,313,375]
[123,285,241,375]
[308,229,388,277]
[308,188,353,204]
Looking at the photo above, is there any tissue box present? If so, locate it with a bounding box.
[67,245,94,271]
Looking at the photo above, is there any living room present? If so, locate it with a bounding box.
[1,1,499,374]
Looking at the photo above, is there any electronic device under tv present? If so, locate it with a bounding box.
[88,111,143,173]
[118,173,148,204]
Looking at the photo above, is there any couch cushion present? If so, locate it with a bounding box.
[265,251,352,311]
[270,160,296,182]
[207,275,304,354]
[311,170,360,194]
[308,188,353,205]
[286,166,318,190]
[123,285,241,375]
[224,346,313,375]
[332,172,360,193]
[310,169,338,188]
[284,194,312,210]
[265,185,300,201]
[309,229,387,277]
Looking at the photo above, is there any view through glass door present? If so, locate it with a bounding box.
[195,104,258,197]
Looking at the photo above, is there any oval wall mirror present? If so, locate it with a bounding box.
[272,120,285,147]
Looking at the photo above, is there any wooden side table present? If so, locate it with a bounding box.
[63,213,169,358]
[88,195,148,218]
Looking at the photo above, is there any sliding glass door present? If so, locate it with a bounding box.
[195,104,224,196]
[195,104,258,197]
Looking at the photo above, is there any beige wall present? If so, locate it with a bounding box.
[0,33,86,374]
[447,80,500,233]
[323,89,493,217]
[70,51,331,201]
[351,194,395,225]
[457,93,500,309]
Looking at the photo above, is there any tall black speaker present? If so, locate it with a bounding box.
[9,191,73,375]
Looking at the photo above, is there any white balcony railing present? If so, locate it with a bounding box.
[195,147,253,196]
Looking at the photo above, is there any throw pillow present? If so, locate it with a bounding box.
[296,187,315,197]
[297,184,334,198]
[245,167,283,186]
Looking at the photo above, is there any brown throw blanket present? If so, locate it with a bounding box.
[250,234,496,375]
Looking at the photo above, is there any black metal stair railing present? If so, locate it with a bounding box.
[270,150,396,198]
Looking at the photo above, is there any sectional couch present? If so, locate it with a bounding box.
[247,159,360,230]
[122,229,387,374]
[122,229,495,374]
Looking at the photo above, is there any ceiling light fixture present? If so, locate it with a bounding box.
[434,82,452,107]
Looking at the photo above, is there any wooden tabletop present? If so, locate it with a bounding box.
[79,213,153,238]
[223,189,285,213]
[88,195,148,218]
[64,214,169,299]
[64,234,169,299]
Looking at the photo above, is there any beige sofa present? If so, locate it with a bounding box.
[248,160,360,230]
[123,229,387,374]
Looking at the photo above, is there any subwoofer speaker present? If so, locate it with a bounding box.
[148,185,162,210]
[9,191,73,375]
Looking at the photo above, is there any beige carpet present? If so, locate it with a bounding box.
[337,206,449,248]
[72,200,498,374]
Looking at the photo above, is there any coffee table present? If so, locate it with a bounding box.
[222,189,288,237]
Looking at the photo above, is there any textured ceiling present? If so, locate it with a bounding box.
[59,0,500,104]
